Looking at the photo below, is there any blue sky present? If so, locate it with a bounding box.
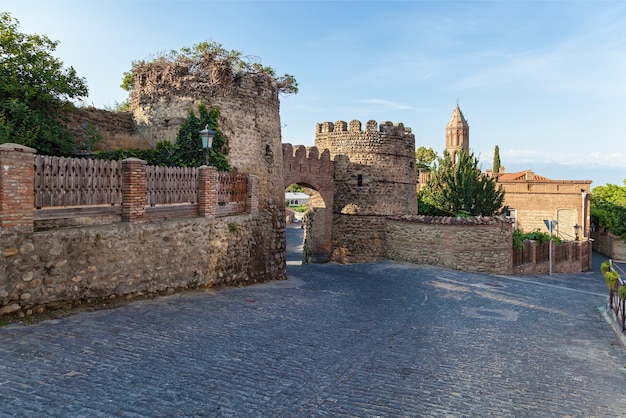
[4,0,626,189]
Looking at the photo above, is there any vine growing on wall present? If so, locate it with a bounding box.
[171,103,230,171]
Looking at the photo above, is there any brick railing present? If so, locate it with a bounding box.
[512,239,591,274]
[0,144,258,234]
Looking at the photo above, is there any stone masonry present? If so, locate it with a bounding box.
[314,119,417,263]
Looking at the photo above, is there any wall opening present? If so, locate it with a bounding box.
[284,182,328,264]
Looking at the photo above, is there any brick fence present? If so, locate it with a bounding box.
[0,143,258,235]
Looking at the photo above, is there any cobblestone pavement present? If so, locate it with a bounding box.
[1,227,626,417]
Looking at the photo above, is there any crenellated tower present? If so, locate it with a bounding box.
[314,119,417,263]
[445,105,469,163]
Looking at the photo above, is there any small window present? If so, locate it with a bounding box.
[357,174,363,187]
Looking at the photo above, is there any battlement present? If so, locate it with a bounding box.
[315,120,413,138]
[282,144,332,164]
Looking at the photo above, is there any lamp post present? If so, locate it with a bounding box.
[199,125,216,166]
[574,224,580,241]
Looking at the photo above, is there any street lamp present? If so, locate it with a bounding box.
[573,224,580,241]
[198,125,216,165]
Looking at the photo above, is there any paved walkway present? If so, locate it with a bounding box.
[1,226,626,417]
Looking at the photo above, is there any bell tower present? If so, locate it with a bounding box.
[446,105,469,163]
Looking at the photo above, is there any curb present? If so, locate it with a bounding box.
[598,304,626,350]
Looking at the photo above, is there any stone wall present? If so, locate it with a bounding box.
[331,215,388,263]
[592,229,626,260]
[0,213,279,316]
[66,107,142,150]
[385,215,513,274]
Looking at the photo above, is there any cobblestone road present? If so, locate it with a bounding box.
[1,226,626,417]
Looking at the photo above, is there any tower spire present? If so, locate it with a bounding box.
[445,105,469,164]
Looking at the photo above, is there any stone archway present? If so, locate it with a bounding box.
[282,144,334,263]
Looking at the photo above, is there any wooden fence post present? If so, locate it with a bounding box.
[122,158,146,222]
[198,166,217,217]
[246,174,259,214]
[0,143,35,234]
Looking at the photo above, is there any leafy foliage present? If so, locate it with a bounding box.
[171,103,230,170]
[0,12,88,155]
[590,180,626,239]
[96,104,231,171]
[604,270,619,290]
[286,184,304,193]
[95,140,174,166]
[415,146,437,172]
[121,41,298,96]
[512,229,562,249]
[418,149,506,217]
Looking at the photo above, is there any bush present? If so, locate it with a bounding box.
[604,270,619,290]
[512,229,562,249]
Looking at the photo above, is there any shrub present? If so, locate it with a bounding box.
[512,229,562,249]
[604,270,619,290]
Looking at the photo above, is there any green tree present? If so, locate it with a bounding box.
[493,145,501,175]
[286,184,304,193]
[0,13,88,155]
[418,149,506,217]
[590,180,626,238]
[415,146,437,172]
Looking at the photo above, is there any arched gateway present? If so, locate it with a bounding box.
[282,144,334,263]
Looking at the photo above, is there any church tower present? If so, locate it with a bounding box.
[446,105,469,164]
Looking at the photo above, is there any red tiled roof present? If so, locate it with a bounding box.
[496,170,551,182]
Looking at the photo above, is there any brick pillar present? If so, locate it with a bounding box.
[198,165,217,217]
[0,143,35,234]
[246,174,259,214]
[122,158,146,222]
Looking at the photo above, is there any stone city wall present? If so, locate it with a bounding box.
[385,215,514,275]
[331,215,388,263]
[0,213,280,316]
[66,107,142,150]
[592,229,626,260]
